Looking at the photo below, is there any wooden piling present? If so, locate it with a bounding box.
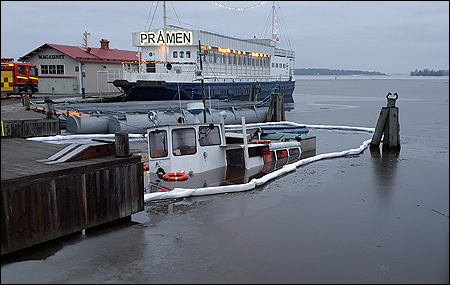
[249,85,259,101]
[266,87,285,122]
[115,132,130,157]
[23,95,30,111]
[44,97,54,119]
[371,93,400,148]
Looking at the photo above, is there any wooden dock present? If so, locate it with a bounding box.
[1,98,59,138]
[1,138,144,255]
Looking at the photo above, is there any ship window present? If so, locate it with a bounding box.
[149,130,168,158]
[283,64,285,68]
[272,63,274,68]
[180,51,184,58]
[199,126,221,146]
[221,89,228,98]
[276,63,278,68]
[173,51,178,58]
[172,128,196,156]
[186,51,191,58]
[146,62,156,73]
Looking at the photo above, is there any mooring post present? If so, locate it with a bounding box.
[23,94,30,111]
[115,132,130,157]
[276,91,285,121]
[266,86,284,122]
[45,97,54,119]
[371,92,400,148]
[266,92,275,122]
[249,85,258,101]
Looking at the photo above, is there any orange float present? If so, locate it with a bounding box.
[162,172,189,182]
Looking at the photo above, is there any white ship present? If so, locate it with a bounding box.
[113,1,296,103]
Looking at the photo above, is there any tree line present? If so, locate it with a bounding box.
[410,69,449,76]
[294,68,385,75]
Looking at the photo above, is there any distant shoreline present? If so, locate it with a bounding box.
[295,68,449,76]
[294,68,385,76]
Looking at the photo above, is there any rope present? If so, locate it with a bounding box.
[253,86,279,107]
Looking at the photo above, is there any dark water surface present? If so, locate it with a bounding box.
[2,75,448,284]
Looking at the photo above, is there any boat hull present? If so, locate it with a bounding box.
[114,80,295,103]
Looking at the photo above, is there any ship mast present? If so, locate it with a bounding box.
[271,1,277,47]
[163,1,168,68]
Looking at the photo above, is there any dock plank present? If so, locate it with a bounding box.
[1,138,144,255]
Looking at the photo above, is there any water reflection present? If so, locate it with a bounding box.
[369,144,400,198]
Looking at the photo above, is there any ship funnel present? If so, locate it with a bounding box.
[187,102,204,123]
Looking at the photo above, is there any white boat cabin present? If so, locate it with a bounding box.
[124,26,295,84]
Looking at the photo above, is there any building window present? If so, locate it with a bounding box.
[41,64,64,75]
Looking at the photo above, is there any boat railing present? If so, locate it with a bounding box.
[122,70,293,83]
[202,75,292,83]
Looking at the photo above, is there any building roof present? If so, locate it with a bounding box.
[18,40,139,63]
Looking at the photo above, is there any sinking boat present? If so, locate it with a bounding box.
[144,102,304,195]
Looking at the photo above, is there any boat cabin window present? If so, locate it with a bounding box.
[179,51,184,58]
[149,130,168,158]
[172,128,196,156]
[173,51,178,58]
[288,148,300,162]
[199,125,221,146]
[186,51,191,58]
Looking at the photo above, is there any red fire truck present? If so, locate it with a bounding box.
[1,58,38,98]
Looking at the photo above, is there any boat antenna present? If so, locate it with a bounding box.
[163,1,168,67]
[198,40,206,123]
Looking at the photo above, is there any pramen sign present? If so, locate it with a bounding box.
[139,30,193,46]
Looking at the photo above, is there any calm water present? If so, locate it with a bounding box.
[2,75,448,284]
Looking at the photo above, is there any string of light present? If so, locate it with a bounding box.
[210,1,268,10]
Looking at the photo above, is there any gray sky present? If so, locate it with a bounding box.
[1,1,448,74]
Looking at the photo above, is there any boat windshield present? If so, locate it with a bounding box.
[172,128,196,156]
[199,125,221,146]
[149,130,168,158]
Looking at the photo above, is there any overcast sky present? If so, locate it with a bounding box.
[1,1,448,74]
